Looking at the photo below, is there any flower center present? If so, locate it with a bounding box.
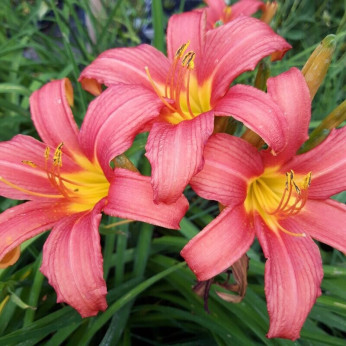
[244,167,312,237]
[0,143,110,213]
[145,41,212,125]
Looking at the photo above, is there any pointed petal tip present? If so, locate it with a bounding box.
[79,77,102,96]
[0,245,21,269]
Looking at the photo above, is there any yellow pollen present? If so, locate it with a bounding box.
[175,41,190,58]
[0,144,110,212]
[182,51,196,69]
[53,142,64,167]
[44,147,50,160]
[21,160,37,168]
[245,167,312,238]
[145,41,212,125]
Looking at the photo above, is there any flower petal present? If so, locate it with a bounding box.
[283,127,346,199]
[264,68,311,164]
[191,133,263,206]
[214,84,287,154]
[203,0,226,28]
[202,16,291,103]
[104,169,189,230]
[40,200,107,318]
[79,84,162,177]
[79,45,169,94]
[167,11,205,64]
[30,79,82,156]
[181,205,254,281]
[0,246,20,269]
[145,111,214,204]
[0,201,70,262]
[229,0,264,20]
[292,199,346,253]
[255,215,323,340]
[0,135,83,200]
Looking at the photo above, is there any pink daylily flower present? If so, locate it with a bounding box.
[0,79,188,317]
[181,68,346,340]
[203,0,269,28]
[78,10,291,204]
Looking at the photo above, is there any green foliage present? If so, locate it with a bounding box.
[0,0,345,345]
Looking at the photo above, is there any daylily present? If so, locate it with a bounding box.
[0,79,188,317]
[79,10,291,204]
[202,0,277,28]
[181,68,346,340]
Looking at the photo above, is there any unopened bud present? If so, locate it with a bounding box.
[113,154,138,172]
[300,100,346,153]
[260,2,278,24]
[302,35,336,100]
[255,60,271,91]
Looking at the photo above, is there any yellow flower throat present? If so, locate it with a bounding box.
[244,167,312,237]
[145,41,212,125]
[0,143,109,213]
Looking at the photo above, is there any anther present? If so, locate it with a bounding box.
[182,51,196,69]
[175,41,190,59]
[21,160,37,168]
[44,147,50,160]
[53,143,64,167]
[303,172,312,188]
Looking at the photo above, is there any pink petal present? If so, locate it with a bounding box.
[191,133,263,206]
[166,11,205,65]
[214,84,287,154]
[104,169,188,230]
[202,16,291,103]
[79,45,169,94]
[291,199,346,253]
[145,112,214,204]
[30,79,82,157]
[0,201,70,262]
[181,205,254,281]
[282,127,346,199]
[79,84,163,177]
[229,0,264,20]
[0,135,84,200]
[255,215,323,340]
[203,0,226,28]
[40,200,107,318]
[264,68,311,164]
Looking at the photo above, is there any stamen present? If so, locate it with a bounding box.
[186,69,194,117]
[0,176,62,199]
[53,143,64,167]
[175,41,190,59]
[165,41,190,99]
[267,171,293,215]
[182,51,195,69]
[303,172,312,188]
[276,222,306,237]
[173,63,187,116]
[181,51,196,117]
[44,147,50,160]
[268,170,311,217]
[21,160,37,168]
[145,66,176,112]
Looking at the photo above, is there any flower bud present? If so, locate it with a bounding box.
[302,35,336,99]
[260,2,278,25]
